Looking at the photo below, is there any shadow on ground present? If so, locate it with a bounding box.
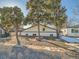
[0,45,61,59]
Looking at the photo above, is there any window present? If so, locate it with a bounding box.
[43,28,45,31]
[50,34,53,37]
[71,29,79,33]
[33,34,36,36]
[26,34,28,37]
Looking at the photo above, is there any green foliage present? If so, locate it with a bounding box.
[0,6,24,32]
[0,6,24,45]
[26,0,67,38]
[11,6,24,25]
[26,0,67,26]
[48,36,56,40]
[0,7,13,32]
[26,0,51,24]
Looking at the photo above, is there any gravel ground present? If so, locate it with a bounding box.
[0,45,62,59]
[0,35,78,59]
[0,44,78,59]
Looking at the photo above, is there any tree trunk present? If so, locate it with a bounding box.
[56,27,60,38]
[15,26,20,45]
[37,21,41,41]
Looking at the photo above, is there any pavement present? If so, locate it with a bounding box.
[60,36,79,43]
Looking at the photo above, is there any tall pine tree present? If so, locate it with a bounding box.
[26,0,67,39]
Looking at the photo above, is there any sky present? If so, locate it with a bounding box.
[61,0,79,25]
[0,0,79,25]
[0,0,28,16]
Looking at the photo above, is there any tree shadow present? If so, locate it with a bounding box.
[0,45,62,59]
[10,45,26,59]
[10,45,59,59]
[0,52,9,59]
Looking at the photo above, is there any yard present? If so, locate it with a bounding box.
[0,34,79,59]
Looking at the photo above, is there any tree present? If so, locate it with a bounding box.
[26,0,51,40]
[55,7,67,38]
[10,6,24,45]
[0,6,24,45]
[46,0,67,38]
[26,0,67,39]
[0,7,13,32]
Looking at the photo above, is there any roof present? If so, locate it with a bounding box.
[67,24,79,28]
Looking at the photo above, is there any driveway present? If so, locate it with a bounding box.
[60,36,79,43]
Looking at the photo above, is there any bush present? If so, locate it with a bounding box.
[0,33,10,38]
[47,34,56,40]
[48,36,56,40]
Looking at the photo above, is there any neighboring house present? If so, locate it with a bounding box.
[19,24,57,37]
[0,26,10,38]
[61,25,79,37]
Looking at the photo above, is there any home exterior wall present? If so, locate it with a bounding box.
[19,25,57,37]
[67,28,79,37]
[19,31,57,37]
[61,28,67,36]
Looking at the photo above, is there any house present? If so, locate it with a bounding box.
[0,26,10,38]
[19,24,57,37]
[61,24,79,37]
